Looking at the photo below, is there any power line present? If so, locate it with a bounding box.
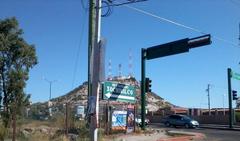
[124,5,239,47]
[239,23,240,45]
[81,0,88,12]
[101,0,113,17]
[230,0,240,6]
[100,0,148,17]
[100,0,147,8]
[71,9,88,88]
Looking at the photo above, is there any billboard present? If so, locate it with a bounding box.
[112,110,127,131]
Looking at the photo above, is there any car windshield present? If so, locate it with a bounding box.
[182,116,191,120]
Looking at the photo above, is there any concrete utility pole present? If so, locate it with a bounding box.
[88,0,102,141]
[206,84,211,116]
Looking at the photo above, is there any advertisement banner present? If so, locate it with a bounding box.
[127,105,135,133]
[112,110,127,131]
[77,106,85,118]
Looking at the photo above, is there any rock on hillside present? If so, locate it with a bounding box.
[32,76,175,113]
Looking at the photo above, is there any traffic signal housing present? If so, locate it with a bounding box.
[145,77,152,93]
[232,90,238,100]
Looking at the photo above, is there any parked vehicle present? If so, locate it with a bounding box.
[164,114,199,128]
[135,116,150,126]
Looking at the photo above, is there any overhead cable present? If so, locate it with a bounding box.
[124,5,239,47]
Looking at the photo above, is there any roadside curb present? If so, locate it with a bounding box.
[200,126,240,131]
[157,131,205,141]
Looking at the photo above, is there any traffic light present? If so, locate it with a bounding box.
[145,77,152,93]
[232,90,238,100]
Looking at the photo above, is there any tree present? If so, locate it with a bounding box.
[0,17,37,141]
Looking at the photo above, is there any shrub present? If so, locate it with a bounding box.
[0,123,7,141]
[235,112,240,122]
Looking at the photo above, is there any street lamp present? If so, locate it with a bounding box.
[43,77,57,100]
[43,77,57,117]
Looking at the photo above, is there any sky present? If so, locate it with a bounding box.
[0,0,240,108]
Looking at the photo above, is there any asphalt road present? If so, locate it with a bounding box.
[150,124,240,141]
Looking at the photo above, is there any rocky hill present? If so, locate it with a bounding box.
[30,76,175,117]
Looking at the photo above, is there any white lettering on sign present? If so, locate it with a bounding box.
[106,86,115,92]
[106,85,133,96]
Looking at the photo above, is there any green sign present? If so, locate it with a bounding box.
[231,71,240,80]
[102,81,136,103]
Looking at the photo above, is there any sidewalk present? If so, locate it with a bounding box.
[104,129,168,141]
[200,124,240,131]
[104,129,205,141]
[157,130,205,141]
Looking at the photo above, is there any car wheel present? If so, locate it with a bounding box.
[184,123,189,128]
[165,122,170,127]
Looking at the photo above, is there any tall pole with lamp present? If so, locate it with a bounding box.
[44,78,57,116]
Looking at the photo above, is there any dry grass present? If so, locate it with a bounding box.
[0,123,7,141]
[1,118,95,141]
[19,119,54,128]
[28,132,50,141]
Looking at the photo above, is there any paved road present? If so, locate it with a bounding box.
[150,123,240,141]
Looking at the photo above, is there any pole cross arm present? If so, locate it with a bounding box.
[146,34,211,60]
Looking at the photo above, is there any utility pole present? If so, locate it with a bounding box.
[88,0,102,141]
[206,84,211,116]
[88,0,94,99]
[87,0,148,135]
[65,102,69,136]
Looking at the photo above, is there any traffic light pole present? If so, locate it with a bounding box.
[140,35,211,131]
[141,48,146,130]
[227,68,233,128]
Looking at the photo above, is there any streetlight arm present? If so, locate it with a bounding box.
[43,77,58,100]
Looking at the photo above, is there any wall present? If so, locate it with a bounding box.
[191,115,229,124]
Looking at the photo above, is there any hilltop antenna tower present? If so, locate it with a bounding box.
[128,48,133,77]
[108,59,112,80]
[118,64,122,78]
